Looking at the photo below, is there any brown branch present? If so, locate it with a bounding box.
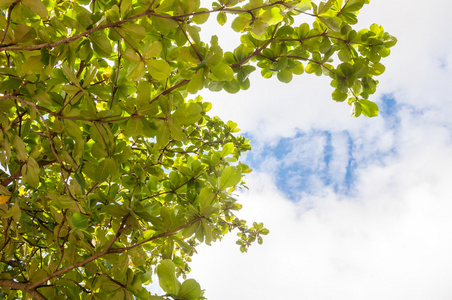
[11,96,76,199]
[178,22,203,62]
[28,214,131,290]
[171,1,287,20]
[93,123,111,156]
[112,27,143,59]
[0,11,148,51]
[0,1,291,52]
[58,276,91,294]
[285,55,337,75]
[230,23,280,68]
[109,216,203,253]
[149,79,190,104]
[53,210,67,273]
[0,0,20,46]
[110,42,122,109]
[0,280,46,300]
[0,218,12,253]
[1,160,56,187]
[278,35,369,47]
[83,267,126,289]
[147,0,157,11]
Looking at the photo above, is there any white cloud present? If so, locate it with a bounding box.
[185,0,452,299]
[190,124,452,299]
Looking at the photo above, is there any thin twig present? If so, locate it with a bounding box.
[28,214,131,290]
[0,0,20,46]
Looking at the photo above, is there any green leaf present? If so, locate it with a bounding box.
[209,63,234,81]
[318,0,334,14]
[123,48,141,61]
[90,34,112,57]
[217,11,227,25]
[34,89,52,105]
[127,61,146,81]
[182,0,200,14]
[0,78,22,92]
[147,60,171,81]
[277,70,293,83]
[126,118,144,137]
[14,24,36,44]
[101,203,128,217]
[22,0,48,18]
[62,65,82,89]
[12,135,27,161]
[220,142,235,157]
[156,259,180,294]
[223,80,240,94]
[156,120,170,148]
[343,0,365,12]
[191,8,209,24]
[291,61,304,75]
[71,213,89,230]
[198,187,215,210]
[187,69,205,94]
[73,173,86,194]
[294,0,311,12]
[173,102,202,125]
[22,56,43,75]
[144,41,163,58]
[305,63,320,74]
[178,279,202,300]
[260,7,283,26]
[384,35,398,48]
[231,14,252,32]
[95,157,116,182]
[63,119,83,139]
[220,166,242,189]
[359,99,379,117]
[168,117,183,141]
[371,62,385,75]
[22,157,40,188]
[332,90,348,102]
[351,101,362,117]
[318,16,341,32]
[0,0,16,9]
[123,24,146,40]
[338,48,352,62]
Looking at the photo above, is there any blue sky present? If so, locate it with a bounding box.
[181,1,452,299]
[239,92,401,202]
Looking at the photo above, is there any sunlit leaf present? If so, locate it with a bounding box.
[71,213,89,230]
[22,0,48,18]
[220,166,242,189]
[178,279,202,300]
[90,34,112,57]
[0,196,10,204]
[156,260,180,294]
[147,60,171,81]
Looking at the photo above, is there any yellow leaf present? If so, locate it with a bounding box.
[0,195,11,204]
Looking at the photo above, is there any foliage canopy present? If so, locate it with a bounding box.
[0,0,395,299]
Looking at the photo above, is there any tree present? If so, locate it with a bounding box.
[0,0,396,299]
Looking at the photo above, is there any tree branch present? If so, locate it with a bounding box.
[0,280,46,300]
[28,214,131,290]
[83,266,126,289]
[0,160,56,187]
[108,216,203,253]
[230,23,280,68]
[0,1,290,52]
[0,0,20,46]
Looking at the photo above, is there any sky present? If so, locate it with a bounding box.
[166,0,452,299]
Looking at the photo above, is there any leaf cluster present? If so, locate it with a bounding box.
[0,0,395,298]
